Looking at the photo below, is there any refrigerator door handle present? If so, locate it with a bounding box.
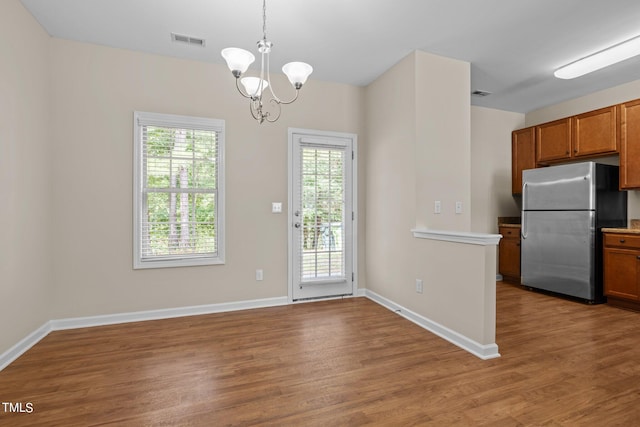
[522,182,528,239]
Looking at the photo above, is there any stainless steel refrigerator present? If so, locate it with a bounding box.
[521,162,626,302]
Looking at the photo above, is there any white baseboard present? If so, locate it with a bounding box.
[0,321,52,371]
[364,289,500,360]
[0,296,288,372]
[50,296,289,330]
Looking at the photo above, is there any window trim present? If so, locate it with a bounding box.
[133,111,225,269]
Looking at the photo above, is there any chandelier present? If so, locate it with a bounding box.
[221,0,313,124]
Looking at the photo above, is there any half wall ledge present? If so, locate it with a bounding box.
[411,228,502,246]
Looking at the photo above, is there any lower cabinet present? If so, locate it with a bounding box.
[499,226,521,284]
[603,232,640,311]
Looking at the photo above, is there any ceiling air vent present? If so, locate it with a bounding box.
[171,33,206,47]
[471,90,492,97]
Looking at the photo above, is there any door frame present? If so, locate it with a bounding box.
[287,128,358,303]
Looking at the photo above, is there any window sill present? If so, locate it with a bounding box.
[133,256,225,269]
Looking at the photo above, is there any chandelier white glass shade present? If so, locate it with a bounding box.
[221,0,313,124]
[240,76,269,97]
[554,35,640,79]
[221,48,255,76]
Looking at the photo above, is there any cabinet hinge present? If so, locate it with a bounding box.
[352,272,355,282]
[352,211,355,220]
[352,151,354,160]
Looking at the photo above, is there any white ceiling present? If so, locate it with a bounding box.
[19,0,640,113]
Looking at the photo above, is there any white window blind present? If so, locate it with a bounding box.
[299,145,346,283]
[133,112,225,269]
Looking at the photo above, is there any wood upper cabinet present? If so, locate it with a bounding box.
[535,107,618,165]
[603,232,640,310]
[536,118,571,163]
[512,97,640,193]
[572,106,618,157]
[620,99,640,189]
[511,127,536,195]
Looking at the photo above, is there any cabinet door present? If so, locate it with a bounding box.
[499,237,521,280]
[572,106,618,157]
[536,118,571,163]
[603,248,640,300]
[511,127,536,195]
[620,100,640,189]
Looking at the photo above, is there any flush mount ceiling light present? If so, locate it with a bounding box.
[221,0,313,124]
[554,35,640,79]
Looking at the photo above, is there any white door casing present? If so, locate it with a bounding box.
[288,128,357,302]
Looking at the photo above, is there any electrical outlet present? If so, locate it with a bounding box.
[415,279,423,294]
[256,269,264,281]
[434,201,441,214]
[271,202,282,213]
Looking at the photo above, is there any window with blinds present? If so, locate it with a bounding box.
[133,112,225,269]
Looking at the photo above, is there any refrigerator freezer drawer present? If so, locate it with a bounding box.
[521,210,595,300]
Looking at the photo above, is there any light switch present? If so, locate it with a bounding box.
[455,201,463,214]
[272,202,282,213]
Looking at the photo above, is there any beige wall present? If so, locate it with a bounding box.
[365,52,497,346]
[415,51,471,230]
[470,106,524,234]
[47,39,366,319]
[525,79,640,222]
[0,0,53,354]
[525,80,640,126]
[364,52,417,310]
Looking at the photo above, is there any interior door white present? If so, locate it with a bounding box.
[289,129,356,301]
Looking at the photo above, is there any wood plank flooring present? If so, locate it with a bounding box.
[1,283,640,425]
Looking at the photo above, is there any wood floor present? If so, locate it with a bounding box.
[1,283,640,426]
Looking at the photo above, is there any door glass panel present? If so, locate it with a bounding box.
[300,146,345,282]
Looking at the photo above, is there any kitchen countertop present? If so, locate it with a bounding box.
[602,227,640,235]
[602,219,640,234]
[497,216,521,228]
[499,223,521,229]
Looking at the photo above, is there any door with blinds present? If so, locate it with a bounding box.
[289,129,356,301]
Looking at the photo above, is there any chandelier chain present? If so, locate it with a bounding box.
[262,0,267,41]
